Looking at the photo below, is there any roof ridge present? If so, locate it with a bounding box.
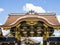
[8,13,56,16]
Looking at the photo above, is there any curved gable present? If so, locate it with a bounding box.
[0,13,60,28]
[10,15,56,26]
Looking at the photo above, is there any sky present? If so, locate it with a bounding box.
[0,0,60,24]
[0,0,60,44]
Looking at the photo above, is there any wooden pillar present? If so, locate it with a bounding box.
[15,27,21,45]
[15,31,21,45]
[16,26,21,41]
[43,31,49,45]
[43,34,47,45]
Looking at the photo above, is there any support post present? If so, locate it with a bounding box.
[43,31,49,45]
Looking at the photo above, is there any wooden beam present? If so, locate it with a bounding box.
[3,27,11,30]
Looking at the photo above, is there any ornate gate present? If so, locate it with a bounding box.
[10,20,54,45]
[0,12,60,45]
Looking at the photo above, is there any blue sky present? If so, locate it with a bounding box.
[0,0,60,24]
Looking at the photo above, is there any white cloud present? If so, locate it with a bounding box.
[0,8,4,13]
[53,30,60,37]
[1,28,10,36]
[0,23,2,25]
[56,15,60,23]
[23,3,46,13]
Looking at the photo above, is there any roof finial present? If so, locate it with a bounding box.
[26,10,37,14]
[29,10,34,14]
